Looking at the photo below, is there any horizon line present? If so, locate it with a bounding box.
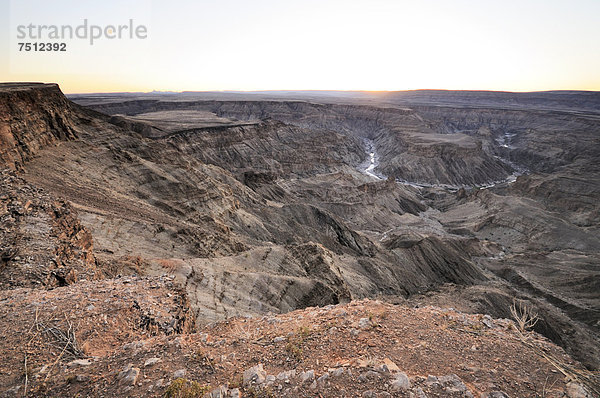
[62,88,600,96]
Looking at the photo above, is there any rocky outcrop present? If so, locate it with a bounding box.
[0,83,85,170]
[0,169,97,289]
[0,275,195,396]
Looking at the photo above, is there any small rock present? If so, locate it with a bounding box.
[566,382,592,398]
[358,370,381,382]
[173,369,187,379]
[75,374,88,382]
[358,318,372,329]
[118,364,140,385]
[317,373,329,386]
[410,387,428,398]
[439,374,468,393]
[273,336,286,343]
[390,372,411,391]
[331,368,345,377]
[67,359,92,367]
[481,315,494,328]
[362,390,377,398]
[144,357,162,367]
[206,385,228,398]
[300,370,315,383]
[265,375,276,385]
[481,392,509,398]
[276,370,295,380]
[380,358,400,373]
[243,364,266,385]
[172,337,183,348]
[426,375,439,386]
[229,388,241,398]
[122,341,145,351]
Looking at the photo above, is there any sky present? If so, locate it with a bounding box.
[1,0,599,93]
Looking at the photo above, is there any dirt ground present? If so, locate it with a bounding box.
[0,286,591,397]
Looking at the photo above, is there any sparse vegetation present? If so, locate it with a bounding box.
[233,323,259,341]
[297,325,312,339]
[228,374,243,389]
[510,300,539,332]
[285,340,303,360]
[163,378,211,398]
[245,385,276,398]
[285,325,313,361]
[509,301,600,396]
[190,348,215,372]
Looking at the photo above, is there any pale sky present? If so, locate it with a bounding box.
[1,0,599,93]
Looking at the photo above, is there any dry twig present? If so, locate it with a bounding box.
[510,299,539,332]
[509,302,599,396]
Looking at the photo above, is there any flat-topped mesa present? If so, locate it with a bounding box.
[0,83,84,170]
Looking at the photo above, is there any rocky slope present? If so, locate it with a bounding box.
[0,169,97,289]
[1,296,595,398]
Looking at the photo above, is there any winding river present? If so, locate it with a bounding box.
[359,139,383,180]
[358,137,527,191]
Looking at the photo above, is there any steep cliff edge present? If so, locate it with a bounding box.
[0,83,92,170]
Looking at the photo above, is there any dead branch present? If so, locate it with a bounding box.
[510,299,539,332]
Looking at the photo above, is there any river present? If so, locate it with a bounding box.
[359,137,527,191]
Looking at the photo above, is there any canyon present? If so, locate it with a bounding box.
[0,83,598,397]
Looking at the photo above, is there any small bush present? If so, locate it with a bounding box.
[285,341,303,360]
[297,325,311,339]
[163,378,210,398]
